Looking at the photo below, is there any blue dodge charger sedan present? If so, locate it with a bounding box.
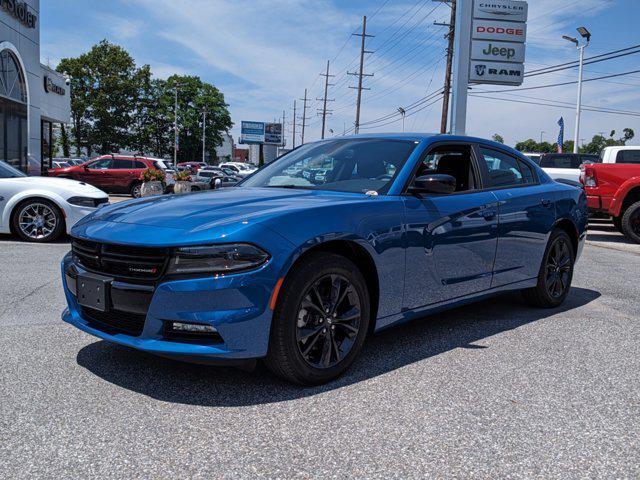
[62,134,587,384]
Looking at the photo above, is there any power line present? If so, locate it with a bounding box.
[475,69,640,94]
[469,94,640,117]
[525,46,640,78]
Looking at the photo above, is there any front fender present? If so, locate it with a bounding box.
[1,190,68,230]
[611,176,640,216]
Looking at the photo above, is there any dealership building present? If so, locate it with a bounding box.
[0,0,70,175]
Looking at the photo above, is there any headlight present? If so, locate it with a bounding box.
[67,196,99,208]
[166,244,270,275]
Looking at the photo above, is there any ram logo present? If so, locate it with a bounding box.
[475,64,486,76]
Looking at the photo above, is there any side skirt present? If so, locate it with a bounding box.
[374,278,537,332]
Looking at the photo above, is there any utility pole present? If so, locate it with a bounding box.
[202,109,208,164]
[173,86,179,165]
[348,16,374,134]
[282,110,286,147]
[292,100,297,148]
[299,89,310,145]
[317,60,335,139]
[436,0,456,134]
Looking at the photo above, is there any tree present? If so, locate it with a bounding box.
[515,139,555,153]
[162,75,232,163]
[130,78,174,157]
[60,124,71,157]
[491,133,504,144]
[57,40,151,155]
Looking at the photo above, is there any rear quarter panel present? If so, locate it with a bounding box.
[586,164,640,215]
[553,182,588,260]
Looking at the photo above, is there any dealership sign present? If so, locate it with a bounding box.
[264,122,283,145]
[0,0,37,28]
[469,60,524,84]
[44,76,66,96]
[468,0,527,86]
[240,121,265,144]
[473,19,526,43]
[471,40,525,63]
[473,0,528,22]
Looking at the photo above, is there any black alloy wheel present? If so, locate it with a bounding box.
[296,274,361,369]
[265,252,370,385]
[545,237,572,299]
[522,229,575,308]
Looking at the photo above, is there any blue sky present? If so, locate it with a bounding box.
[41,0,640,147]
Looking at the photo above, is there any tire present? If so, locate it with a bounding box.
[612,215,624,234]
[621,201,640,243]
[265,252,371,385]
[130,182,142,198]
[522,229,575,308]
[11,198,65,243]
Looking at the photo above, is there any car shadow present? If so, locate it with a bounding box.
[0,233,71,244]
[586,232,633,244]
[76,287,600,406]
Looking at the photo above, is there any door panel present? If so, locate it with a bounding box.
[491,185,556,286]
[403,192,499,309]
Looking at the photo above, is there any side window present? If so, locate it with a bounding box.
[481,148,533,187]
[616,150,640,164]
[134,161,147,169]
[415,145,477,192]
[113,159,133,169]
[88,158,112,170]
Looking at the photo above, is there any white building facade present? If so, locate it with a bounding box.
[0,0,71,175]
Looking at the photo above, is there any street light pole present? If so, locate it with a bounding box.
[202,109,206,164]
[564,27,591,154]
[540,130,546,144]
[573,43,586,154]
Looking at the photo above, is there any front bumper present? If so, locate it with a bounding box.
[61,252,276,361]
[63,200,108,234]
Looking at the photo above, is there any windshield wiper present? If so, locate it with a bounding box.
[264,185,310,189]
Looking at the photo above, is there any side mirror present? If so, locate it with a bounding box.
[410,174,456,195]
[83,165,90,171]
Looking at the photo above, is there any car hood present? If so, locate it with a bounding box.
[86,187,365,232]
[8,176,106,196]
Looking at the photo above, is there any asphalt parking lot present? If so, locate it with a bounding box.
[1,220,639,479]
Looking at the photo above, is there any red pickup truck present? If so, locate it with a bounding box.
[581,163,640,242]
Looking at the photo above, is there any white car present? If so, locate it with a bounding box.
[219,162,257,178]
[0,161,108,242]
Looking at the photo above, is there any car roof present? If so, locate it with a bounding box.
[323,133,528,158]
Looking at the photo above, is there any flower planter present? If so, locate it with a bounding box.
[174,181,192,195]
[140,181,164,197]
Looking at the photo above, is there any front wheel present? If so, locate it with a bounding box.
[522,229,575,308]
[621,201,640,243]
[11,199,65,243]
[265,253,370,385]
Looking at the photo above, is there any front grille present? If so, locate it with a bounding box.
[72,238,170,281]
[81,307,146,337]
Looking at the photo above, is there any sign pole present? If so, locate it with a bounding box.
[450,0,472,135]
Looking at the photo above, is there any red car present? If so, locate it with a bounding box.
[581,162,640,243]
[48,155,168,198]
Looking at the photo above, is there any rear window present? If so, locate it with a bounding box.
[615,150,640,164]
[540,155,581,169]
[113,159,133,169]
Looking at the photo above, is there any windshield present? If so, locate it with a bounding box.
[241,138,417,194]
[0,161,27,178]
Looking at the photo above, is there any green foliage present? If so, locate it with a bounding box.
[60,124,71,158]
[516,129,635,155]
[173,170,192,182]
[58,40,232,162]
[491,133,504,144]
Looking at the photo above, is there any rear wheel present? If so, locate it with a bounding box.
[130,182,142,198]
[265,253,370,385]
[621,201,640,243]
[11,199,65,243]
[522,229,575,308]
